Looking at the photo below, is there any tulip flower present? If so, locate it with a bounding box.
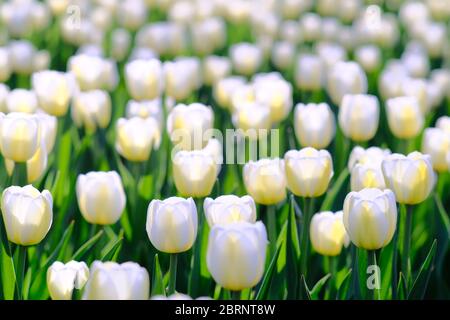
[254,77,293,123]
[294,102,336,149]
[295,54,324,91]
[271,41,295,71]
[82,261,149,300]
[204,195,257,227]
[354,45,381,73]
[213,76,246,109]
[343,188,397,249]
[163,60,197,101]
[5,89,38,113]
[310,211,349,256]
[422,128,450,172]
[232,101,272,137]
[167,103,214,151]
[47,261,89,300]
[436,116,450,135]
[243,158,286,205]
[172,141,220,198]
[0,112,39,163]
[203,55,232,86]
[385,96,424,140]
[68,54,112,91]
[115,117,161,162]
[339,94,380,142]
[348,146,392,170]
[76,171,126,225]
[125,58,164,101]
[230,43,263,76]
[351,162,386,191]
[146,197,198,254]
[207,221,267,291]
[5,140,48,183]
[327,61,368,105]
[71,90,111,134]
[32,70,75,116]
[35,111,57,153]
[382,152,436,205]
[1,185,53,246]
[9,40,36,75]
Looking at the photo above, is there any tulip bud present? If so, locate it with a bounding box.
[172,141,220,198]
[354,45,381,73]
[315,42,347,69]
[125,99,163,128]
[385,96,424,139]
[71,90,111,134]
[436,116,450,135]
[422,128,450,172]
[295,54,324,91]
[382,152,436,205]
[213,76,246,109]
[310,211,349,256]
[284,148,333,198]
[47,261,89,300]
[0,47,11,82]
[204,195,257,227]
[76,171,126,225]
[254,77,292,123]
[111,28,132,62]
[294,102,336,149]
[116,116,161,162]
[82,261,149,300]
[232,101,271,137]
[348,146,392,171]
[243,158,286,205]
[125,59,164,101]
[5,89,38,114]
[68,54,111,91]
[203,56,232,86]
[0,83,9,112]
[351,162,386,191]
[146,197,197,253]
[207,221,267,291]
[343,188,397,250]
[31,71,75,117]
[299,13,321,42]
[339,94,379,142]
[272,41,295,71]
[230,43,263,76]
[167,103,214,151]
[117,0,148,31]
[0,112,39,162]
[1,185,53,246]
[327,61,368,105]
[9,40,36,75]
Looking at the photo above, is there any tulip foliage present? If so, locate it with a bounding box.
[0,0,450,302]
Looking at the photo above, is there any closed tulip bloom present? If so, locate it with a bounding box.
[0,47,12,82]
[1,185,53,246]
[116,117,161,162]
[207,221,267,291]
[32,71,74,116]
[0,112,39,162]
[82,261,149,300]
[294,103,336,149]
[232,101,271,137]
[125,59,164,101]
[295,54,324,91]
[401,78,429,114]
[76,171,126,225]
[272,41,295,71]
[111,28,132,62]
[436,116,450,135]
[351,163,386,191]
[9,40,36,75]
[35,111,57,153]
[5,89,38,113]
[354,45,381,73]
[167,103,214,151]
[310,211,349,256]
[5,140,48,183]
[213,76,246,109]
[172,145,219,198]
[285,148,333,197]
[343,188,397,250]
[146,197,197,253]
[382,152,436,205]
[327,61,368,105]
[125,99,163,128]
[203,56,232,86]
[348,146,391,170]
[72,90,111,134]
[422,128,450,172]
[68,54,109,91]
[204,195,257,227]
[339,94,379,142]
[163,60,196,101]
[243,158,286,205]
[230,43,263,76]
[0,84,9,113]
[47,261,89,300]
[254,78,293,123]
[385,96,424,139]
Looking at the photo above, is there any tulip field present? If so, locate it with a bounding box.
[1,0,450,302]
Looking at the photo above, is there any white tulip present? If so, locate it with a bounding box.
[385,96,424,139]
[5,89,38,114]
[71,90,111,133]
[204,195,257,227]
[295,54,324,91]
[230,43,263,76]
[327,61,368,105]
[310,211,349,256]
[422,128,450,172]
[125,59,164,101]
[47,261,89,300]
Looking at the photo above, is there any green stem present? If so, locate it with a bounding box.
[402,205,414,288]
[300,197,315,277]
[188,197,204,297]
[12,162,28,186]
[267,205,277,257]
[15,245,27,300]
[168,253,178,295]
[231,290,241,300]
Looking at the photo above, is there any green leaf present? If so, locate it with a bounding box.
[299,275,311,300]
[255,243,282,300]
[336,268,352,300]
[70,230,104,261]
[320,168,350,212]
[101,236,123,262]
[434,194,450,238]
[408,239,437,300]
[309,273,331,300]
[379,239,394,299]
[397,273,408,300]
[286,195,300,299]
[0,218,16,300]
[151,254,165,296]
